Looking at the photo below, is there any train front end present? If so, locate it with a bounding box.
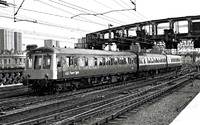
[23,47,57,92]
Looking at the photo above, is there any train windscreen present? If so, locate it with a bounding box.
[34,55,42,69]
[43,55,51,69]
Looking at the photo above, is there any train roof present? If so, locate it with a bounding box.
[166,54,182,58]
[27,47,136,56]
[139,53,166,57]
[0,54,26,58]
[139,53,181,57]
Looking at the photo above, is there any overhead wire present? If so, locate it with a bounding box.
[135,11,149,21]
[0,6,91,33]
[0,2,99,47]
[93,0,138,22]
[55,0,125,25]
[0,6,91,32]
[57,0,125,24]
[71,9,135,18]
[0,13,13,19]
[36,0,106,27]
[120,0,147,20]
[0,11,89,33]
[108,0,153,42]
[112,0,142,21]
[1,0,150,35]
[20,8,106,26]
[120,0,149,20]
[0,11,87,40]
[0,7,34,21]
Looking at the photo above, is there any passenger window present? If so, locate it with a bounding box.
[70,57,74,66]
[94,57,97,66]
[85,57,88,66]
[4,59,7,64]
[124,57,127,64]
[143,58,146,64]
[114,58,118,65]
[74,57,78,66]
[132,58,135,64]
[128,57,130,64]
[66,57,70,67]
[118,57,122,64]
[102,58,105,66]
[79,57,85,67]
[106,58,110,65]
[99,58,103,66]
[139,59,143,64]
[110,58,114,65]
[0,59,2,64]
[15,58,17,63]
[19,58,22,64]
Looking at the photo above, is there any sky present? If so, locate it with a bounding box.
[0,0,200,49]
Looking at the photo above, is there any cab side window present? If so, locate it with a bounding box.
[57,57,61,68]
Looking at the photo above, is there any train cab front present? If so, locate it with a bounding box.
[23,49,57,92]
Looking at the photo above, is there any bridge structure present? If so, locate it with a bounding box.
[86,15,200,51]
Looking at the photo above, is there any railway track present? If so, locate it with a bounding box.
[0,71,175,113]
[54,74,194,125]
[0,84,28,99]
[0,70,194,125]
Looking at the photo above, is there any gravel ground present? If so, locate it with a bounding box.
[104,78,200,125]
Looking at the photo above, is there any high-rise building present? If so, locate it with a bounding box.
[14,32,22,52]
[44,39,60,47]
[75,37,87,49]
[0,29,22,53]
[0,29,14,52]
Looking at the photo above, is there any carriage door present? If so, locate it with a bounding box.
[61,56,69,77]
[57,56,63,78]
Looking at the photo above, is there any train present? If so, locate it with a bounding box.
[22,47,182,93]
[0,53,26,85]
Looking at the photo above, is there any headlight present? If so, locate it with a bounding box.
[45,74,48,79]
[27,74,31,78]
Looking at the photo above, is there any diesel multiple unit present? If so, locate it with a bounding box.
[23,47,182,92]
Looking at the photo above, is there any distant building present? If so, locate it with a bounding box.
[178,39,200,54]
[0,29,14,52]
[14,32,22,52]
[0,29,22,53]
[75,37,87,49]
[44,39,60,47]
